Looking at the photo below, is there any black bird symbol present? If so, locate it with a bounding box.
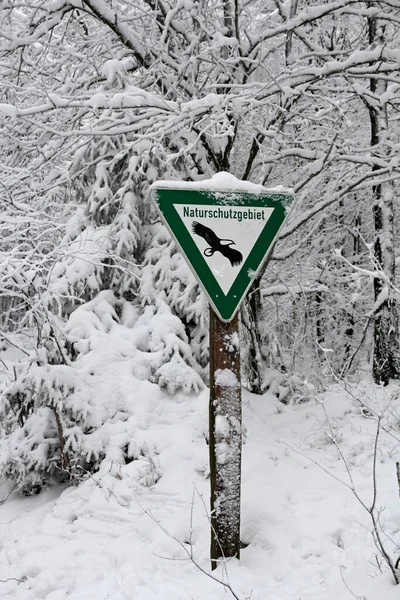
[192,221,243,267]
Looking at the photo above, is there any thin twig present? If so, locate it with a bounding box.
[339,566,366,600]
[0,332,29,356]
[0,578,25,584]
[0,483,17,506]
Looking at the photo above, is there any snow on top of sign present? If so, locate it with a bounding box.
[151,172,292,195]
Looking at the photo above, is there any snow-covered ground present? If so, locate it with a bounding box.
[0,351,399,599]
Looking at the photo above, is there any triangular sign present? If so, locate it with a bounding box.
[151,176,295,322]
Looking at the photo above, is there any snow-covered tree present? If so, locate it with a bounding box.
[2,0,400,490]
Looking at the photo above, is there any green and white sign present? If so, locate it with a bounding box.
[151,177,295,322]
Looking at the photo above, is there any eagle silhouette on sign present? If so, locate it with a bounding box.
[192,221,243,267]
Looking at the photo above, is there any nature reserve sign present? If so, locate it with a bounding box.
[151,173,295,568]
[151,174,295,321]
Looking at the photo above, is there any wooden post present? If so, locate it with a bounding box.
[209,307,242,570]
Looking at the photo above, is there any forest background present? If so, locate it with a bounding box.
[1,0,400,540]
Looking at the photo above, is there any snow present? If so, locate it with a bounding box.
[223,332,239,353]
[48,226,111,299]
[0,103,17,119]
[151,172,293,195]
[100,59,126,85]
[215,368,239,387]
[0,334,400,600]
[47,94,69,108]
[85,85,176,111]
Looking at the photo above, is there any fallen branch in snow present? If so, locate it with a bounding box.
[152,528,245,600]
[64,465,248,598]
[132,489,247,600]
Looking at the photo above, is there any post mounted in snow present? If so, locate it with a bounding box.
[151,173,295,568]
[209,307,242,567]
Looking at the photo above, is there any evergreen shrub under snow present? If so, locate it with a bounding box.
[0,131,209,493]
[0,291,203,492]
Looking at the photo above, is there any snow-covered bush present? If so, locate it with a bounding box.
[0,127,208,493]
[0,291,202,492]
[140,223,209,371]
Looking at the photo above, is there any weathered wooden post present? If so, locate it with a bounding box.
[209,308,242,567]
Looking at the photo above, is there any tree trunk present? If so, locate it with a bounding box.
[367,16,400,385]
[241,275,264,394]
